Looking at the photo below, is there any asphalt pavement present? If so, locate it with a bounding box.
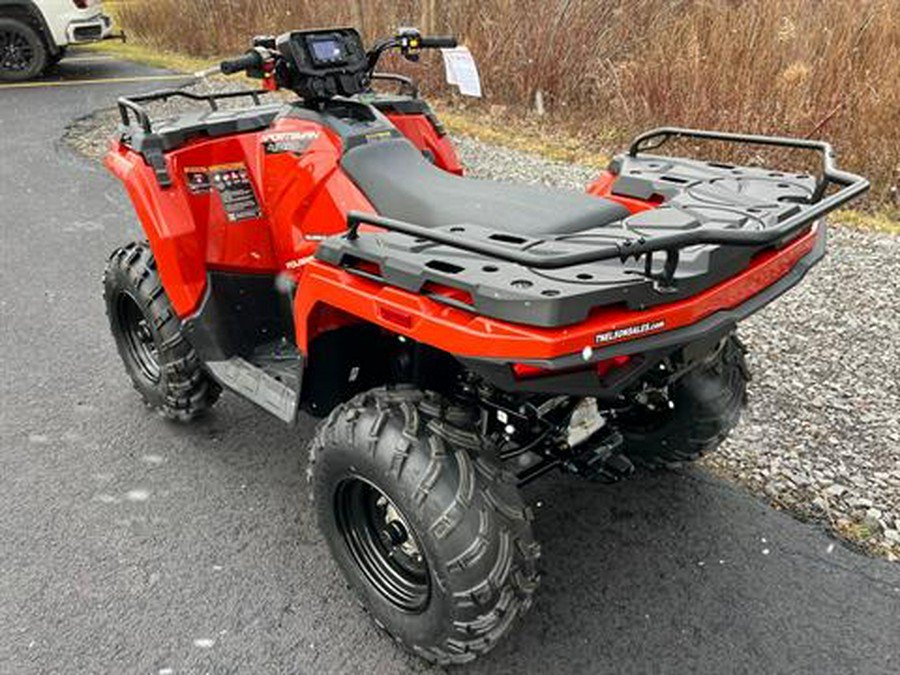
[1,52,898,675]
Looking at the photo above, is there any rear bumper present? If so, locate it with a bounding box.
[66,13,113,44]
[504,222,827,370]
[460,223,826,396]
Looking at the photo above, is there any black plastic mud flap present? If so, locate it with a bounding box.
[206,357,301,424]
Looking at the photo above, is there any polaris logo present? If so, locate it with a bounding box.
[595,320,665,344]
[262,131,319,155]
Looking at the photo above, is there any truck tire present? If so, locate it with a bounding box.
[0,18,48,81]
[309,387,540,665]
[619,334,749,466]
[103,242,220,421]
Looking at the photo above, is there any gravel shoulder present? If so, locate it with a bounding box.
[65,83,900,559]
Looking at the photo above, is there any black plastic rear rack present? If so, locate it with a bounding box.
[345,127,869,275]
[117,88,270,134]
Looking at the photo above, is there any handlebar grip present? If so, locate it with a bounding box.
[420,36,458,49]
[220,50,264,75]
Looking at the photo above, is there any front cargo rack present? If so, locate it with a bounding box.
[116,88,276,187]
[117,88,271,134]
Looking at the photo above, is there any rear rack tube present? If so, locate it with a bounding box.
[628,126,867,203]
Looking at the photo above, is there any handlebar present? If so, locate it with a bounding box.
[368,31,460,70]
[216,30,460,94]
[419,36,458,49]
[220,50,265,75]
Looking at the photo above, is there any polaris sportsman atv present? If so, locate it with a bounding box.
[102,27,868,664]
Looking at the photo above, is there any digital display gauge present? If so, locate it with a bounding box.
[307,37,346,66]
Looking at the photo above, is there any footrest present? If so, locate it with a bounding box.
[206,357,300,423]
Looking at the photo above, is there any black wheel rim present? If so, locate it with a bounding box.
[334,478,431,612]
[116,293,161,383]
[0,28,34,73]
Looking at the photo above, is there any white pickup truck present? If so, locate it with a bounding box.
[0,0,119,80]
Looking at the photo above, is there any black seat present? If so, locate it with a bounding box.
[341,139,629,236]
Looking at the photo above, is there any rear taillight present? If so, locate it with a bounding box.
[595,355,631,378]
[511,363,550,379]
[511,355,631,380]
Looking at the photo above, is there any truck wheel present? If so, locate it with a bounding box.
[103,242,220,421]
[619,334,749,466]
[0,18,48,81]
[309,388,540,665]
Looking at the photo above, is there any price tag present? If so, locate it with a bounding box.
[441,46,482,98]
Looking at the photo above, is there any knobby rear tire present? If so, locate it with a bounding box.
[308,387,540,665]
[620,334,750,466]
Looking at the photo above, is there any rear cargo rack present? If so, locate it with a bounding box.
[345,127,868,279]
[627,127,867,204]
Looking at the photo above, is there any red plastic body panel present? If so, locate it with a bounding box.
[586,170,662,214]
[106,147,210,316]
[384,112,463,175]
[107,118,376,317]
[257,118,375,265]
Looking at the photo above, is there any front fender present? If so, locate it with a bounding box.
[105,146,207,317]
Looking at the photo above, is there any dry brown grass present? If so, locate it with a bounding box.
[115,0,898,208]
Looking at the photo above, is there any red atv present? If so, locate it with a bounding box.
[103,28,868,664]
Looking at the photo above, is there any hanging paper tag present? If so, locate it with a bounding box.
[441,46,482,98]
[442,50,459,86]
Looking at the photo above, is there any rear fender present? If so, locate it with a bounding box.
[291,223,821,364]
